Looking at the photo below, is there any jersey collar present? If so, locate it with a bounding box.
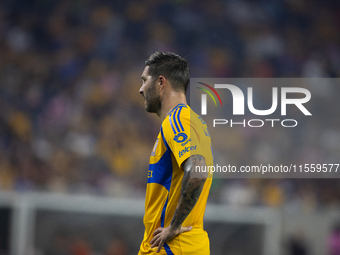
[167,104,187,116]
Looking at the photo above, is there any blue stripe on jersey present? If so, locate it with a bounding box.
[160,195,169,227]
[163,243,174,255]
[147,150,172,191]
[177,106,184,132]
[172,108,181,133]
[169,114,176,134]
[167,104,187,134]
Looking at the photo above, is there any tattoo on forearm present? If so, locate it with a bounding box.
[170,155,207,230]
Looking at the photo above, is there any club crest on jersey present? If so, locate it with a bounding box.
[174,132,188,143]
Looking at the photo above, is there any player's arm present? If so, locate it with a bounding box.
[170,154,207,229]
[150,154,207,252]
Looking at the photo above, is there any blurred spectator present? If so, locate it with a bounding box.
[262,180,285,207]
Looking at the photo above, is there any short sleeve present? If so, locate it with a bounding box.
[162,114,205,168]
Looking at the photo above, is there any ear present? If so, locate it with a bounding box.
[158,75,166,92]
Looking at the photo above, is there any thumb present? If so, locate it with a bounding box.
[180,225,193,233]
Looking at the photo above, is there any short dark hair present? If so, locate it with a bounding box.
[145,52,190,93]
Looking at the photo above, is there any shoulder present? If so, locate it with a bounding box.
[162,104,190,133]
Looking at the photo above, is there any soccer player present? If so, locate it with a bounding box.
[138,52,213,255]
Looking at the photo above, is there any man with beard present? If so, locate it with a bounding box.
[138,52,213,254]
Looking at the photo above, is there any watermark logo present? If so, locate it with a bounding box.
[192,79,313,128]
[196,82,222,115]
[190,78,339,179]
[200,84,311,116]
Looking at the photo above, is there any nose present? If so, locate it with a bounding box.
[139,85,144,97]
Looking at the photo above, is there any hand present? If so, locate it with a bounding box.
[150,225,193,252]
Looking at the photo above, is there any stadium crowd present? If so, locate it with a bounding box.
[0,0,340,212]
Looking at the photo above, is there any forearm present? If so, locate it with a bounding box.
[170,155,207,230]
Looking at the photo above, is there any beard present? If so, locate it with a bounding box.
[144,83,161,114]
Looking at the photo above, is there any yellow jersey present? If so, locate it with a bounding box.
[139,104,213,255]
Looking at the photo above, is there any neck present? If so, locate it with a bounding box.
[158,91,187,121]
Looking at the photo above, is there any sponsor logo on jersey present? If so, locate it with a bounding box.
[174,132,188,143]
[179,145,196,158]
[181,138,192,146]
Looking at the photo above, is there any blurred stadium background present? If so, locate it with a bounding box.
[0,0,340,254]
